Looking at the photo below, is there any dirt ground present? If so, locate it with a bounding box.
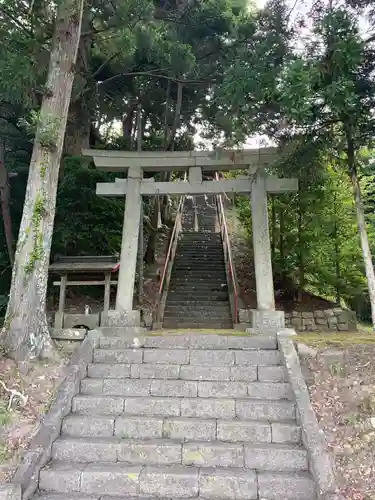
[297,331,375,500]
[0,347,70,484]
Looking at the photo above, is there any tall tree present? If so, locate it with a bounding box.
[0,0,85,361]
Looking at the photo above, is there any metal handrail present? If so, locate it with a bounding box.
[215,173,240,323]
[158,194,185,296]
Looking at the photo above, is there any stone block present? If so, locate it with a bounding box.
[51,328,86,341]
[131,363,180,380]
[247,382,292,400]
[257,471,315,499]
[163,418,216,441]
[99,337,138,348]
[54,311,64,329]
[316,318,328,326]
[189,335,228,349]
[101,310,140,327]
[102,379,151,397]
[291,311,300,318]
[235,350,280,366]
[227,335,277,350]
[238,309,251,323]
[291,318,302,329]
[62,415,115,438]
[143,349,189,365]
[301,312,314,319]
[144,335,190,349]
[87,363,131,379]
[182,442,244,467]
[39,462,85,493]
[180,365,231,381]
[328,316,338,326]
[118,439,182,465]
[150,380,197,397]
[190,349,234,365]
[181,398,235,419]
[0,485,20,500]
[314,310,326,318]
[236,400,295,421]
[271,422,301,444]
[115,416,163,439]
[333,307,342,314]
[250,309,285,329]
[199,468,257,499]
[302,319,316,331]
[64,314,99,330]
[124,397,180,417]
[52,438,117,463]
[230,366,258,382]
[72,396,124,415]
[244,444,307,470]
[324,309,335,317]
[139,465,199,498]
[258,366,286,382]
[217,420,271,443]
[93,349,142,364]
[81,463,141,495]
[198,381,248,398]
[80,379,103,394]
[337,323,349,331]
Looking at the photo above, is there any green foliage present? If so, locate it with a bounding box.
[52,158,124,256]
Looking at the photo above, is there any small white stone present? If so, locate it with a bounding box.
[370,417,375,428]
[132,337,140,348]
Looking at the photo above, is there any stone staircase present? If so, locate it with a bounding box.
[163,195,233,329]
[35,332,316,500]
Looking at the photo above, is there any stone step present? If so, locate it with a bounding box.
[80,378,292,400]
[163,312,232,320]
[87,362,284,382]
[39,462,314,499]
[164,304,231,312]
[162,321,234,329]
[71,395,296,420]
[62,414,301,444]
[95,334,278,351]
[52,437,308,470]
[92,347,281,366]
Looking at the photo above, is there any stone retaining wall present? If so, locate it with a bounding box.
[285,308,357,332]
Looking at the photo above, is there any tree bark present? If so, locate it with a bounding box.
[297,187,304,302]
[0,140,14,265]
[346,126,375,328]
[1,0,84,362]
[144,82,183,263]
[271,194,276,262]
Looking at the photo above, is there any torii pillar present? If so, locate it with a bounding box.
[249,169,284,330]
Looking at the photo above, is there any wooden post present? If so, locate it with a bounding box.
[103,272,111,315]
[58,274,67,313]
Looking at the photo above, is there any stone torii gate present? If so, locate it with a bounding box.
[83,148,298,328]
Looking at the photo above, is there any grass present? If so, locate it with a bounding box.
[0,441,9,464]
[294,327,375,348]
[0,401,10,427]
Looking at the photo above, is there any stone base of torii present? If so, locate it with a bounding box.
[83,148,298,330]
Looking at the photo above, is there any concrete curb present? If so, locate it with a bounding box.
[277,333,342,500]
[10,337,94,500]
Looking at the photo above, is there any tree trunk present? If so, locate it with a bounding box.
[271,194,276,262]
[0,141,14,265]
[144,82,183,263]
[297,188,304,302]
[333,190,341,304]
[346,127,375,328]
[1,0,84,362]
